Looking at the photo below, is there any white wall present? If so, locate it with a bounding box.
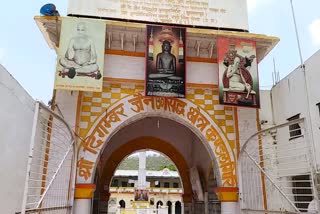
[104,54,218,85]
[304,50,320,170]
[269,49,320,170]
[259,90,274,128]
[0,65,35,213]
[256,50,320,211]
[271,67,308,124]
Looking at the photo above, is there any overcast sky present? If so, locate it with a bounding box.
[0,0,319,102]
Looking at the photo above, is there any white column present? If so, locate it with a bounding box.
[181,202,184,214]
[73,199,91,214]
[138,151,147,188]
[221,202,239,214]
[172,201,175,214]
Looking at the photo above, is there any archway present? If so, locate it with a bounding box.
[91,116,223,213]
[119,200,125,208]
[175,201,182,214]
[98,136,192,202]
[76,93,236,187]
[167,201,172,214]
[157,201,163,208]
[75,94,238,213]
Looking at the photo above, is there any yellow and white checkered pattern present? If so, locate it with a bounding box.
[78,81,237,151]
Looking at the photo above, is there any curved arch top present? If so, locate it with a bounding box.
[99,136,193,202]
[77,93,236,187]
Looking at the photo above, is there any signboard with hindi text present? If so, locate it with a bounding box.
[217,37,260,108]
[67,0,249,30]
[54,17,106,92]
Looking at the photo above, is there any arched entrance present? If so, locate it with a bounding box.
[119,200,125,208]
[98,136,193,202]
[74,93,238,213]
[157,201,163,208]
[167,201,172,214]
[175,201,182,214]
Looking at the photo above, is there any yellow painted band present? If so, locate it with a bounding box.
[214,187,239,202]
[74,184,96,199]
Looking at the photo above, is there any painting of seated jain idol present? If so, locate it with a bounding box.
[146,25,186,98]
[134,189,149,201]
[218,37,260,108]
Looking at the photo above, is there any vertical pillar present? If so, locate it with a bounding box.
[182,193,192,214]
[221,202,239,214]
[204,192,208,214]
[138,151,147,188]
[214,187,239,214]
[183,203,191,214]
[172,201,175,214]
[189,203,193,214]
[181,201,184,214]
[73,184,96,214]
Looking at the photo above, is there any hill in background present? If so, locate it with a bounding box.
[118,154,177,171]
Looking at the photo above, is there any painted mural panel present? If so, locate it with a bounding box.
[55,17,106,92]
[145,25,186,98]
[217,37,260,108]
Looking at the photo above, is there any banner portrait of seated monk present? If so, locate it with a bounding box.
[55,17,106,92]
[217,37,260,108]
[146,25,186,98]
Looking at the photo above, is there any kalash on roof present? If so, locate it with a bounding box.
[35,0,279,63]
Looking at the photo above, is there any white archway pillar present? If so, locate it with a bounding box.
[221,202,239,214]
[73,184,95,214]
[214,187,239,214]
[74,199,91,214]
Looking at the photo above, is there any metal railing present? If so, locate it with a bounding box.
[20,101,77,214]
[238,118,319,213]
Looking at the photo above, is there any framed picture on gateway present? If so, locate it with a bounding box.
[55,17,106,92]
[217,37,260,108]
[145,25,186,98]
[134,189,149,201]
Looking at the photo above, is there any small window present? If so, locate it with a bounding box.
[287,114,302,140]
[317,103,320,116]
[155,181,160,188]
[164,182,170,188]
[173,182,179,188]
[121,181,127,187]
[112,179,118,187]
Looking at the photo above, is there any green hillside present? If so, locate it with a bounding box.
[118,154,177,171]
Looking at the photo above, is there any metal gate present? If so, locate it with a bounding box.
[20,101,77,214]
[238,118,319,213]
